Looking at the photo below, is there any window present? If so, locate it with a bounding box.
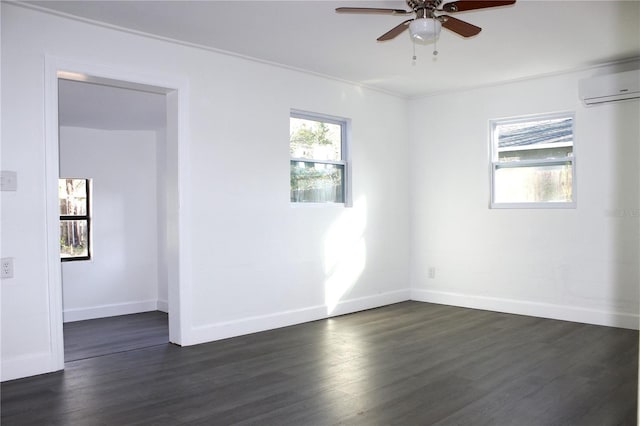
[59,178,91,261]
[490,112,575,208]
[290,111,350,204]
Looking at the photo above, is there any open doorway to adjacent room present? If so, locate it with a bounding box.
[57,77,175,362]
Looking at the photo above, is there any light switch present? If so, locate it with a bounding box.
[1,171,17,191]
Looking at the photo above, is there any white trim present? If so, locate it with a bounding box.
[493,158,573,169]
[410,288,639,330]
[169,87,193,345]
[328,289,409,317]
[498,141,573,153]
[44,58,65,374]
[489,111,577,209]
[157,299,169,313]
[290,158,346,167]
[289,202,348,209]
[1,352,60,382]
[189,289,410,345]
[289,109,352,207]
[490,201,577,210]
[42,56,191,379]
[63,300,160,323]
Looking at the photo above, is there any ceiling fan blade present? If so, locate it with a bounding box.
[335,7,411,15]
[377,19,413,41]
[440,16,481,37]
[441,1,515,13]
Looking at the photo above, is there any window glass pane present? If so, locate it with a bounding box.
[498,146,573,162]
[290,117,342,161]
[494,163,573,203]
[60,220,89,258]
[496,117,573,150]
[59,179,87,216]
[290,161,344,203]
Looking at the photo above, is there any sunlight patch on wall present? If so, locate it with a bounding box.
[324,197,367,315]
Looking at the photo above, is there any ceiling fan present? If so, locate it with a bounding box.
[336,0,515,42]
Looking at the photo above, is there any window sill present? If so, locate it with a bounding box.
[490,201,576,209]
[61,256,92,262]
[290,202,351,208]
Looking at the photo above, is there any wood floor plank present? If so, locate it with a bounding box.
[2,302,637,425]
[63,311,169,362]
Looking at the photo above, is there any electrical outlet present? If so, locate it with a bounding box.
[428,267,436,279]
[1,258,14,279]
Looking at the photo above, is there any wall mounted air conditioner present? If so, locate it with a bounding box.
[579,69,640,106]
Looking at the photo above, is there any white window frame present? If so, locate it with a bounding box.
[489,111,576,209]
[290,109,351,206]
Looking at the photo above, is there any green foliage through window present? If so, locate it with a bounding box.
[290,112,348,204]
[59,178,91,260]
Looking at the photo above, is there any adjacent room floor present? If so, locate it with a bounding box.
[2,301,637,425]
[63,310,169,362]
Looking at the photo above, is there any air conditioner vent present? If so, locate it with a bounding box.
[579,69,640,106]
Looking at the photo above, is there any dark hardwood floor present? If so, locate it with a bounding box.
[2,301,637,425]
[63,311,169,362]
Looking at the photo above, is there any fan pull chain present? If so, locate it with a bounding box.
[412,40,417,65]
[433,17,439,56]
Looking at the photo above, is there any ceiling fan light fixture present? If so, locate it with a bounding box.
[409,17,442,42]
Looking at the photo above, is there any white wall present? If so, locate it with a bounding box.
[4,1,635,383]
[409,64,640,329]
[59,127,164,321]
[0,4,410,380]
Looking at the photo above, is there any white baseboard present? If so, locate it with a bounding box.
[327,289,410,317]
[188,289,410,346]
[63,300,160,322]
[411,288,639,330]
[157,299,169,313]
[9,288,635,383]
[4,300,167,381]
[1,352,61,382]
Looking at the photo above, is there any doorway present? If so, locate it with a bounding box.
[44,57,191,371]
[58,78,170,361]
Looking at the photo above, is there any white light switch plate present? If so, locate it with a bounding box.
[1,171,17,191]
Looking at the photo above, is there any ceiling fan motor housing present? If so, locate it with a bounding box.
[407,0,443,11]
[336,0,515,41]
[407,0,442,19]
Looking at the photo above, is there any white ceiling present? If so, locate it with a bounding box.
[25,0,640,98]
[29,0,640,130]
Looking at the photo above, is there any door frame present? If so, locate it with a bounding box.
[44,56,193,370]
